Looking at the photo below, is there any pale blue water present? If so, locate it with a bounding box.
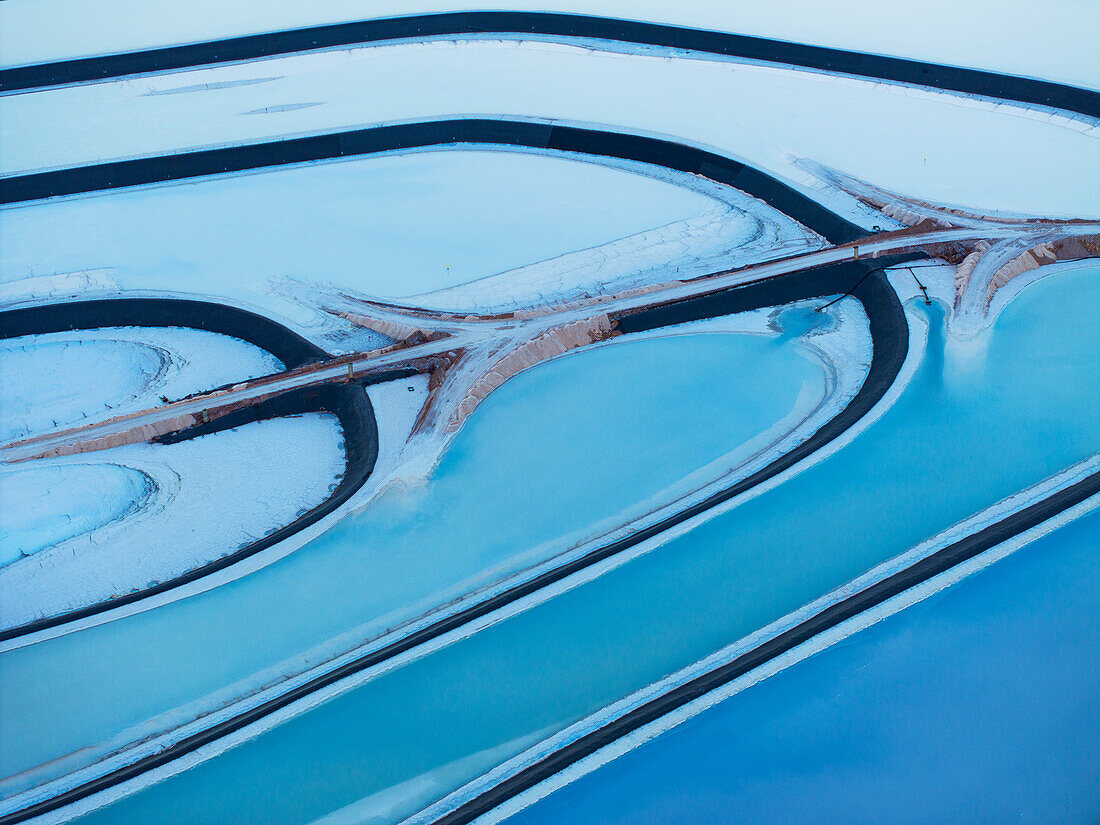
[0,464,152,565]
[1,328,822,792]
[4,0,1094,98]
[68,268,1100,823]
[0,150,720,302]
[508,506,1100,825]
[0,338,162,440]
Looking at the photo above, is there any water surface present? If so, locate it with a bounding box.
[509,506,1100,825]
[1,326,823,793]
[0,150,729,312]
[67,266,1100,825]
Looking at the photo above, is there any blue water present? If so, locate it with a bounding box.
[0,464,152,565]
[0,150,718,303]
[67,269,1100,822]
[509,505,1100,825]
[1,328,822,792]
[0,338,162,440]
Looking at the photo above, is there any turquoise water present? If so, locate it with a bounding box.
[509,505,1100,825]
[0,327,823,793]
[66,265,1100,825]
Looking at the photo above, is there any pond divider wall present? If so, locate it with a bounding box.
[0,298,327,368]
[433,467,1100,825]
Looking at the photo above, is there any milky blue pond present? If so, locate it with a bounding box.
[65,266,1100,824]
[0,464,152,565]
[507,505,1100,825]
[0,150,728,306]
[1,325,824,794]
